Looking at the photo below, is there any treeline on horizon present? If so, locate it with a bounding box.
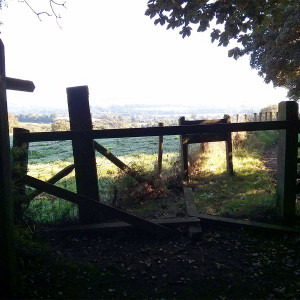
[17,113,57,123]
[9,103,257,117]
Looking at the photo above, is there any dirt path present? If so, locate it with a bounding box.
[261,144,278,175]
[21,225,299,299]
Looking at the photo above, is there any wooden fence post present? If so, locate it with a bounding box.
[254,113,257,122]
[158,122,164,178]
[276,101,298,223]
[259,113,262,122]
[265,112,268,121]
[236,114,239,123]
[12,128,29,219]
[67,86,101,223]
[224,115,234,175]
[269,112,273,121]
[0,39,17,299]
[179,117,189,181]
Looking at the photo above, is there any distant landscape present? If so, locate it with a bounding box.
[8,102,263,118]
[8,103,267,133]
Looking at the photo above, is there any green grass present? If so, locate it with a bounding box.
[25,136,181,224]
[190,131,279,221]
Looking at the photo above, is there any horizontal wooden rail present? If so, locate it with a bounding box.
[6,77,35,92]
[17,120,295,143]
[24,175,177,237]
[48,217,202,233]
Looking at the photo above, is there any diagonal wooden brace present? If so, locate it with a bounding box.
[26,164,75,201]
[24,175,177,237]
[94,141,150,186]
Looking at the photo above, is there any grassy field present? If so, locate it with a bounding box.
[20,128,300,224]
[25,135,180,223]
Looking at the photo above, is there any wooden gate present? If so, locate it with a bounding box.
[179,115,234,181]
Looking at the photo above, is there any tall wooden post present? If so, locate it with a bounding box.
[158,122,164,178]
[67,86,101,223]
[224,115,234,175]
[179,117,189,181]
[254,113,257,122]
[12,128,30,220]
[276,101,298,223]
[0,40,17,299]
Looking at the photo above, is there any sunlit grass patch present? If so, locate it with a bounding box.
[190,133,278,221]
[25,196,78,224]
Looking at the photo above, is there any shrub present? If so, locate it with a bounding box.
[8,113,19,133]
[51,120,70,132]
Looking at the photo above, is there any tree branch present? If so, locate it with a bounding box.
[23,0,66,27]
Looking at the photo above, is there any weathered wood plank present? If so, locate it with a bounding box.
[67,86,100,223]
[12,128,30,219]
[27,164,75,201]
[179,117,189,181]
[6,77,35,92]
[224,115,234,175]
[183,133,228,144]
[17,120,295,143]
[184,187,200,218]
[24,175,177,237]
[48,214,300,234]
[48,217,201,233]
[158,122,164,177]
[184,187,202,238]
[181,119,226,125]
[276,101,298,223]
[198,214,300,233]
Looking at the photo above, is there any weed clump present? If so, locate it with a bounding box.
[110,160,183,214]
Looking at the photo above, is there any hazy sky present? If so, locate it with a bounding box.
[1,0,288,111]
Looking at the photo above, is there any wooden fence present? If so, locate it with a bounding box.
[234,112,278,123]
[13,93,299,226]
